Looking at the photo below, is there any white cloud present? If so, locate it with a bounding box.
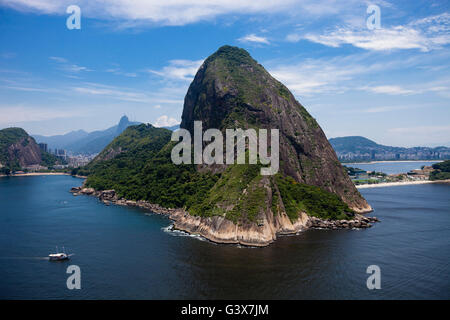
[286,33,302,42]
[71,82,185,106]
[359,79,450,96]
[238,34,270,44]
[359,85,415,95]
[0,105,77,124]
[0,0,302,26]
[153,115,180,127]
[148,59,203,81]
[49,56,92,73]
[305,27,428,51]
[0,78,58,93]
[105,67,137,77]
[72,82,154,103]
[269,55,373,96]
[49,56,68,63]
[65,64,91,73]
[1,85,53,93]
[362,105,412,113]
[268,50,450,98]
[2,0,378,28]
[300,13,450,51]
[388,126,450,134]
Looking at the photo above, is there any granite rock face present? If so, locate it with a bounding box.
[8,137,42,167]
[0,128,42,168]
[181,45,371,213]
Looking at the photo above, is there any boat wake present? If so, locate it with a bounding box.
[0,254,75,261]
[0,257,51,260]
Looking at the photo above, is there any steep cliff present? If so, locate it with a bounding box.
[181,45,370,213]
[0,127,58,171]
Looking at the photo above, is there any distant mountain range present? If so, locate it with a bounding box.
[329,136,450,162]
[33,116,140,155]
[33,116,180,155]
[33,130,89,150]
[34,118,448,162]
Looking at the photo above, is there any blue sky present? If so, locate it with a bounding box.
[0,0,449,147]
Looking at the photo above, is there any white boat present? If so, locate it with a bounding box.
[49,246,70,261]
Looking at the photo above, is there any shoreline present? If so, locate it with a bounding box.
[70,187,379,247]
[344,160,442,165]
[356,179,450,189]
[0,172,87,178]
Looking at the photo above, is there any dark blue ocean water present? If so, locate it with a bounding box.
[0,175,449,299]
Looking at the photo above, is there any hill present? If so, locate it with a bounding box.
[81,45,372,246]
[0,127,60,173]
[430,160,450,180]
[329,136,450,162]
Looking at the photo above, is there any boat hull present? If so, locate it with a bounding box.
[48,254,69,261]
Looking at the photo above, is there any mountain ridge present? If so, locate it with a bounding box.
[33,116,140,154]
[329,136,450,162]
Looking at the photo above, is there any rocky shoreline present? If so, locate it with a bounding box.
[308,215,379,229]
[71,186,380,246]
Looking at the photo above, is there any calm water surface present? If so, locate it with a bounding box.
[0,173,449,299]
[344,161,440,174]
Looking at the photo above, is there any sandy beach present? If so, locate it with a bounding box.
[356,179,450,188]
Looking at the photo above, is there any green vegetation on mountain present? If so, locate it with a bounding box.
[0,127,59,173]
[430,160,450,180]
[188,163,264,222]
[83,45,370,226]
[275,175,353,221]
[330,136,379,153]
[344,165,386,177]
[0,128,29,171]
[40,151,60,168]
[81,124,219,209]
[84,124,353,221]
[0,128,28,152]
